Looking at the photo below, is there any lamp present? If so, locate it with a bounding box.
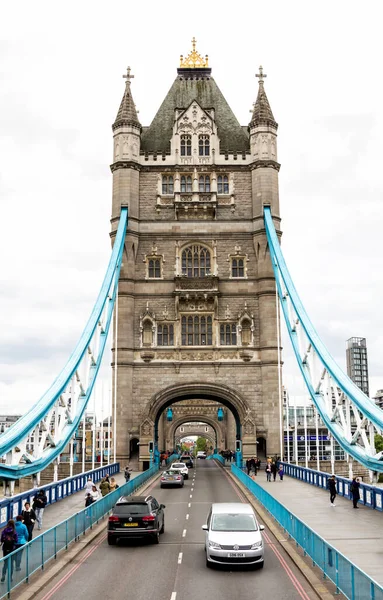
[166,408,173,422]
[217,407,224,421]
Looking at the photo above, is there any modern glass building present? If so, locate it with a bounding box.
[346,337,369,396]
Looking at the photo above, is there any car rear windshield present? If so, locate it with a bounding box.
[211,513,257,532]
[113,503,148,515]
[172,463,184,468]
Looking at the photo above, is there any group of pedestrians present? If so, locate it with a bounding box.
[328,475,361,508]
[85,473,120,505]
[245,457,261,476]
[0,489,47,583]
[265,461,284,482]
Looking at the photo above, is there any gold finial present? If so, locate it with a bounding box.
[123,66,134,85]
[256,65,267,84]
[179,37,209,69]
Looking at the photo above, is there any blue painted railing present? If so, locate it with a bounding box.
[167,454,180,465]
[0,464,158,599]
[280,462,383,512]
[0,463,120,527]
[207,453,225,465]
[231,464,383,600]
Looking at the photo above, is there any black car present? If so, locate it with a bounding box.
[107,495,165,545]
[180,455,194,468]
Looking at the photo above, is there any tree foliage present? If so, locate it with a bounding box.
[196,437,207,451]
[375,434,383,453]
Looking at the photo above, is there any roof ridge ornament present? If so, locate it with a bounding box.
[180,37,209,69]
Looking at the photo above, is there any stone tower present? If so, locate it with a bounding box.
[110,40,282,469]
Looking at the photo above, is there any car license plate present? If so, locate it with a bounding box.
[124,523,138,527]
[168,476,174,480]
[228,552,245,558]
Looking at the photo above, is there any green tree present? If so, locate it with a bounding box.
[374,434,383,453]
[196,437,207,451]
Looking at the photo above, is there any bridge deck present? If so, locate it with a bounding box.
[239,467,383,586]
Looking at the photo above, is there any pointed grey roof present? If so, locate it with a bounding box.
[141,72,249,153]
[113,72,141,131]
[250,81,277,129]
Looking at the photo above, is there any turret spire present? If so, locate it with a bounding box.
[113,66,141,131]
[250,65,277,128]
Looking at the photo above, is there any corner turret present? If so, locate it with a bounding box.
[112,67,141,164]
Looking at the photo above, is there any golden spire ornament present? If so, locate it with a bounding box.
[179,37,209,68]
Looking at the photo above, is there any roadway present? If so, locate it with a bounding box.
[31,460,318,600]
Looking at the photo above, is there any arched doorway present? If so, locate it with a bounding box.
[257,436,266,458]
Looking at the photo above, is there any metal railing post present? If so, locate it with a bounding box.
[65,520,68,550]
[41,535,44,570]
[54,527,57,559]
[26,543,29,583]
[351,565,355,600]
[335,551,339,594]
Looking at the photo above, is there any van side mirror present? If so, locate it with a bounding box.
[259,524,265,531]
[201,524,208,531]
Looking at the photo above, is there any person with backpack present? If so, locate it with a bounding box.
[1,519,17,582]
[350,477,361,508]
[14,516,29,571]
[327,475,337,506]
[21,502,37,541]
[124,466,132,482]
[32,490,47,530]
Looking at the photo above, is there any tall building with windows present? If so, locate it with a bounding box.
[110,40,282,468]
[346,337,369,396]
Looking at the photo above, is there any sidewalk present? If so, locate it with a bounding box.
[24,471,138,533]
[246,470,383,586]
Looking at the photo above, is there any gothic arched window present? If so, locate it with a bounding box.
[181,135,192,156]
[148,258,161,279]
[181,175,192,193]
[231,258,245,278]
[198,135,210,156]
[199,175,210,193]
[142,320,153,347]
[181,315,213,346]
[157,324,174,346]
[162,175,174,195]
[181,245,211,277]
[217,175,229,194]
[220,323,237,345]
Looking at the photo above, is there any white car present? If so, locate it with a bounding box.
[170,462,189,480]
[202,503,264,569]
[197,451,207,459]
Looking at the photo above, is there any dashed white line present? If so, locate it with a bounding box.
[178,552,183,564]
[188,502,191,508]
[186,514,189,520]
[190,494,193,498]
[191,488,194,491]
[170,593,177,600]
[182,529,187,537]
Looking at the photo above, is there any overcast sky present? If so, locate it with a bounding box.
[1,0,382,417]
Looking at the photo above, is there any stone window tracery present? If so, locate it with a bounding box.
[217,175,229,194]
[157,324,174,346]
[162,175,174,195]
[181,175,192,193]
[220,323,237,345]
[241,318,252,346]
[199,175,210,192]
[142,319,154,347]
[181,315,213,346]
[181,245,211,277]
[198,134,210,156]
[148,258,161,278]
[181,135,192,156]
[231,258,245,278]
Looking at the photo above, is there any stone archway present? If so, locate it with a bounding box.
[169,415,223,453]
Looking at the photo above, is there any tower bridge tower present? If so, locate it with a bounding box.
[110,40,282,469]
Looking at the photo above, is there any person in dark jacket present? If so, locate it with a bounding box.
[32,490,48,530]
[271,462,277,482]
[328,475,337,506]
[1,519,17,582]
[21,502,37,541]
[350,477,361,508]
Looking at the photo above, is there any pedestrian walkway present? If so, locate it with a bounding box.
[242,469,383,586]
[19,471,137,534]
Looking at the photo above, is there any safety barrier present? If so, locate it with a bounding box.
[0,464,158,598]
[0,463,120,527]
[167,454,180,465]
[231,464,383,600]
[207,454,225,465]
[280,462,383,512]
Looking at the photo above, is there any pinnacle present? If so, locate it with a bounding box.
[113,68,141,130]
[250,68,277,128]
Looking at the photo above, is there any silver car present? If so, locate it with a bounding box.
[202,503,264,568]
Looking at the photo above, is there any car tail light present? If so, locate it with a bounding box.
[109,516,120,522]
[161,477,165,481]
[176,476,182,480]
[142,515,156,522]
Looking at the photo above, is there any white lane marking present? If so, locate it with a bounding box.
[188,502,191,508]
[186,514,189,520]
[178,552,183,564]
[171,593,177,600]
[190,494,193,498]
[182,529,187,537]
[191,488,194,491]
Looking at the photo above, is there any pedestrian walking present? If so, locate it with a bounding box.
[265,462,272,482]
[14,516,28,572]
[85,493,94,507]
[109,477,119,492]
[271,462,277,482]
[84,477,94,496]
[278,465,284,481]
[21,502,36,542]
[246,458,252,475]
[1,519,17,583]
[32,490,47,530]
[90,485,100,502]
[350,477,361,508]
[99,477,110,497]
[124,466,132,482]
[327,475,337,506]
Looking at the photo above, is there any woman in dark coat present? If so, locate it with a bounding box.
[350,477,361,508]
[1,519,18,582]
[328,475,337,506]
[21,502,37,541]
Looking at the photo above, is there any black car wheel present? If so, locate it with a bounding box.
[153,531,160,544]
[107,536,116,546]
[160,518,165,534]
